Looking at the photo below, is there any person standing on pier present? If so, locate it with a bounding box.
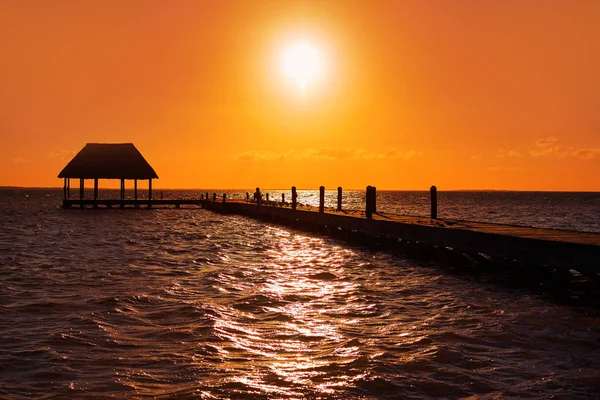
[253,187,262,204]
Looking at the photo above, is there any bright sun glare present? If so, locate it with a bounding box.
[282,41,323,91]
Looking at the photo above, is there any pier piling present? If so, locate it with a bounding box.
[292,186,297,210]
[430,185,438,219]
[319,186,325,213]
[337,187,342,211]
[223,193,226,203]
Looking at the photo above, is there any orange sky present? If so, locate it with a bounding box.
[1,1,598,190]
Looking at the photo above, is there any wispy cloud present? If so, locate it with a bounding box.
[236,147,423,162]
[488,166,522,172]
[495,149,522,158]
[530,137,600,160]
[11,156,31,164]
[48,150,77,162]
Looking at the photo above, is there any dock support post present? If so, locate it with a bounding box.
[337,187,342,212]
[134,179,138,208]
[319,186,325,213]
[93,178,98,208]
[120,179,125,208]
[366,186,375,219]
[79,178,84,208]
[67,178,70,199]
[213,193,216,201]
[148,179,152,209]
[63,178,67,200]
[246,192,249,202]
[430,185,437,219]
[266,193,269,202]
[282,193,285,204]
[222,193,226,203]
[292,186,297,210]
[373,186,377,213]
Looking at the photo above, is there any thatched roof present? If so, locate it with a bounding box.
[58,143,158,179]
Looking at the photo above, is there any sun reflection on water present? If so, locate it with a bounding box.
[207,228,372,396]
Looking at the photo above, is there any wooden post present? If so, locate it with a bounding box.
[134,179,138,208]
[319,186,325,213]
[430,185,437,219]
[205,192,209,200]
[120,179,125,208]
[337,186,342,212]
[148,179,152,208]
[246,192,249,201]
[266,193,269,202]
[282,193,285,204]
[67,178,70,199]
[213,192,216,201]
[222,193,226,203]
[79,178,84,200]
[292,186,297,210]
[365,186,373,219]
[93,178,98,209]
[372,186,377,214]
[63,178,67,200]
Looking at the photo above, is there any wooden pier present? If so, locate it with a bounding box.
[201,199,600,271]
[62,198,205,209]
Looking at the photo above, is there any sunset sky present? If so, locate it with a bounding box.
[1,1,598,190]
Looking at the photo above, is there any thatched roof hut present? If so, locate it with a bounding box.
[58,143,158,180]
[58,143,158,201]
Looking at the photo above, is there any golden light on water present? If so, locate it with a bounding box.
[208,230,370,395]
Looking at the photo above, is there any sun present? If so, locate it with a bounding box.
[281,41,323,91]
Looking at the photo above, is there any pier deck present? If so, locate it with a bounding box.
[202,200,600,273]
[62,198,204,208]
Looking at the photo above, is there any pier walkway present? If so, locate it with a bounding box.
[201,200,600,276]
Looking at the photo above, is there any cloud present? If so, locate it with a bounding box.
[48,149,77,162]
[530,137,600,160]
[235,147,423,162]
[236,151,283,162]
[495,149,522,158]
[11,156,31,164]
[488,166,522,172]
[534,136,559,147]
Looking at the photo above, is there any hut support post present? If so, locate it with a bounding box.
[337,187,342,212]
[79,178,84,200]
[134,179,138,208]
[292,186,297,210]
[430,185,437,219]
[93,179,98,200]
[319,186,325,213]
[148,179,153,209]
[120,179,125,208]
[63,178,67,200]
[67,179,70,199]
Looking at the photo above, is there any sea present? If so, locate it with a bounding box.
[1,188,599,399]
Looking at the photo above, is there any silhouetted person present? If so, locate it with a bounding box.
[253,187,262,205]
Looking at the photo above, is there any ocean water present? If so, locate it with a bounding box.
[1,188,599,399]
